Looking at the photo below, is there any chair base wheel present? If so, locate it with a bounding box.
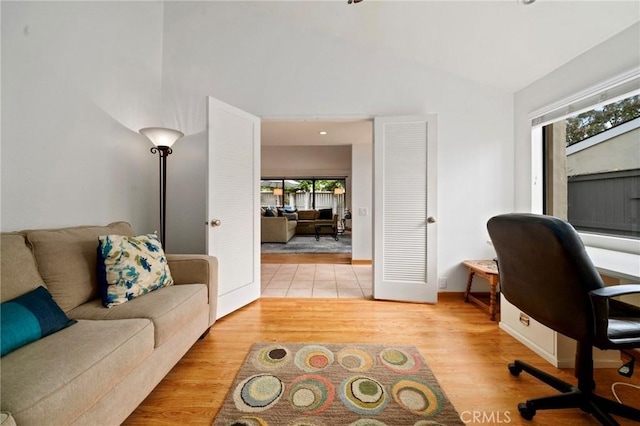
[508,363,522,376]
[518,402,536,420]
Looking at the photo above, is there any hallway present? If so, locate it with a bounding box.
[261,263,372,299]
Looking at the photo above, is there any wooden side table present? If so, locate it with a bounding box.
[463,259,500,321]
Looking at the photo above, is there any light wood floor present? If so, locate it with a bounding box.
[124,296,640,425]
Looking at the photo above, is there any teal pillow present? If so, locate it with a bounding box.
[98,233,174,308]
[1,286,77,357]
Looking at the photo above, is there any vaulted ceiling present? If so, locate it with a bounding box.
[259,0,638,92]
[259,0,639,146]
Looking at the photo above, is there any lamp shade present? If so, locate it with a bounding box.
[273,188,284,196]
[139,127,184,147]
[334,187,345,195]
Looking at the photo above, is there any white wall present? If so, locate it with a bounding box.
[262,145,351,178]
[1,2,164,233]
[514,23,640,212]
[2,2,514,292]
[352,144,372,262]
[161,2,513,289]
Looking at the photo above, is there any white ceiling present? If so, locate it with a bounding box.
[262,119,373,146]
[261,0,639,146]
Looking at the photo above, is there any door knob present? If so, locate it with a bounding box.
[210,219,221,227]
[427,217,436,224]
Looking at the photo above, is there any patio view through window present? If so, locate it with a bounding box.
[544,94,640,239]
[261,178,347,220]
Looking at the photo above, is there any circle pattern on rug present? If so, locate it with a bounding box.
[337,348,374,372]
[253,345,291,370]
[224,416,269,426]
[288,418,327,426]
[349,419,388,425]
[339,375,388,415]
[294,345,334,372]
[379,348,421,374]
[233,374,284,413]
[288,374,335,414]
[391,377,443,417]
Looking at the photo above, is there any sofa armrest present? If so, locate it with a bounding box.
[1,412,16,426]
[262,216,289,229]
[166,254,218,326]
[262,217,294,243]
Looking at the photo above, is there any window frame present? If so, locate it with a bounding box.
[529,68,640,255]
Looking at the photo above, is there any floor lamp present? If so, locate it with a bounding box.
[273,187,283,207]
[334,187,344,231]
[139,127,184,249]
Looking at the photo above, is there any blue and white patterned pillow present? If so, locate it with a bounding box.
[97,234,174,308]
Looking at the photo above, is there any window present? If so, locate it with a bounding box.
[541,94,639,239]
[530,70,640,249]
[260,177,347,218]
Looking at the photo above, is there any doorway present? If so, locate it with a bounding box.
[259,119,372,299]
[206,105,437,316]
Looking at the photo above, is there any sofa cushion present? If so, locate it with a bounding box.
[297,210,318,221]
[25,222,134,312]
[318,208,333,220]
[0,233,46,303]
[1,286,77,356]
[0,318,154,425]
[68,284,207,347]
[283,212,298,221]
[98,233,174,308]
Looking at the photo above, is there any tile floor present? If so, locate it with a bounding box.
[261,263,373,298]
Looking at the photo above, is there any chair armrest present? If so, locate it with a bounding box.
[166,254,218,326]
[589,285,640,346]
[590,284,640,299]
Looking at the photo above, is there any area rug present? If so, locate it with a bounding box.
[212,342,464,426]
[261,235,352,254]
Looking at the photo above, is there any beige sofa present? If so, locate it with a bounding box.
[261,216,296,243]
[0,222,218,426]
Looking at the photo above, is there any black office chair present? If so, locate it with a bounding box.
[487,213,640,425]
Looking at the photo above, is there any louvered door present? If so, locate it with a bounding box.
[373,115,437,303]
[207,96,261,318]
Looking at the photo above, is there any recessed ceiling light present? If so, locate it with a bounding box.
[319,131,328,135]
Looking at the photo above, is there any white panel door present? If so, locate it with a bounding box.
[207,96,261,319]
[373,115,437,303]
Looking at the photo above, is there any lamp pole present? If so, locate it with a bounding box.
[150,145,172,248]
[140,127,184,250]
